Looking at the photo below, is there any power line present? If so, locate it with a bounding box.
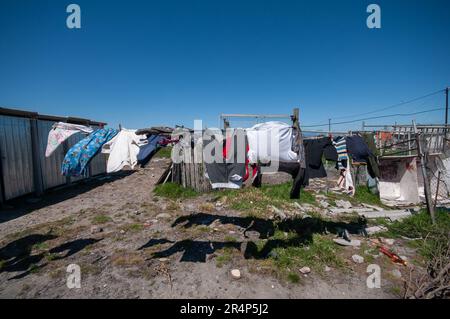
[329,89,445,120]
[302,107,445,128]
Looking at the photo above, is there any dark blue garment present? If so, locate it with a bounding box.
[345,135,372,163]
[137,135,165,166]
[62,128,118,177]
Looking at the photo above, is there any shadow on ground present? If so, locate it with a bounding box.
[140,212,368,262]
[0,171,134,224]
[0,234,102,280]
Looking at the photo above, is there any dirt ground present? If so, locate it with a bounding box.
[0,158,412,299]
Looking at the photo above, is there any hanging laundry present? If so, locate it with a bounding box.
[101,129,147,173]
[303,137,338,180]
[246,121,302,165]
[346,135,380,178]
[137,135,167,166]
[204,129,248,189]
[135,126,174,136]
[62,128,118,177]
[333,136,348,169]
[332,136,354,194]
[45,122,93,157]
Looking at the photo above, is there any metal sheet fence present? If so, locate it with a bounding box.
[0,112,107,202]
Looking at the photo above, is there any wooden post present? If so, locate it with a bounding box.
[433,171,441,210]
[414,121,436,224]
[0,141,4,205]
[444,87,449,152]
[30,118,44,196]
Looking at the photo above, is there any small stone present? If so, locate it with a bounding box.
[90,226,103,234]
[333,238,361,247]
[352,254,364,264]
[299,266,311,274]
[231,269,241,279]
[324,266,331,272]
[119,229,126,234]
[319,200,330,208]
[215,202,223,207]
[391,269,402,278]
[271,285,275,289]
[156,213,171,219]
[400,256,408,261]
[382,238,395,245]
[229,230,236,234]
[336,200,352,209]
[365,226,388,235]
[158,258,168,262]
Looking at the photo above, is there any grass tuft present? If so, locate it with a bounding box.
[154,183,199,199]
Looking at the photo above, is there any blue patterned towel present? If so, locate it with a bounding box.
[62,128,118,177]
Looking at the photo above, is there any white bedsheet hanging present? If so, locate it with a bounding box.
[246,121,299,164]
[45,122,93,157]
[101,129,147,173]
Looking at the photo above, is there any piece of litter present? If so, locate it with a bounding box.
[299,266,311,274]
[352,254,364,264]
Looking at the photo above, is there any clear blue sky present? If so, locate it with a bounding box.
[1,0,449,131]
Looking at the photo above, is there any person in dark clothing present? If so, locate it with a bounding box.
[345,135,380,178]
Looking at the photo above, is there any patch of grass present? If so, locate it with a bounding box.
[199,203,215,212]
[120,223,144,233]
[28,263,40,274]
[45,253,59,262]
[287,272,300,283]
[384,209,450,262]
[154,183,199,199]
[92,214,112,224]
[166,201,181,211]
[197,225,210,233]
[353,186,382,206]
[216,247,234,268]
[154,146,172,159]
[221,182,316,216]
[224,235,237,242]
[270,234,344,276]
[32,242,49,251]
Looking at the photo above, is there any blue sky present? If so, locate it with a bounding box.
[0,0,449,131]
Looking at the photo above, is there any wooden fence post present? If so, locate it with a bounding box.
[414,121,436,224]
[30,118,44,196]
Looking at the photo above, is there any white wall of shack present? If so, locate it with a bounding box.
[378,157,420,205]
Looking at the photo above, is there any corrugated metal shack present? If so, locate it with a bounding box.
[0,107,108,204]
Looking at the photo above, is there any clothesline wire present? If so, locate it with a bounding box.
[301,107,445,128]
[326,88,445,121]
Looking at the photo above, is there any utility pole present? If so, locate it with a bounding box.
[445,87,448,127]
[445,87,449,152]
[414,121,436,224]
[328,118,331,133]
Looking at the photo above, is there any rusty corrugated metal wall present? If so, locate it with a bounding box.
[0,109,108,202]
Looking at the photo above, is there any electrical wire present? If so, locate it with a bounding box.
[329,89,445,120]
[302,107,446,128]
